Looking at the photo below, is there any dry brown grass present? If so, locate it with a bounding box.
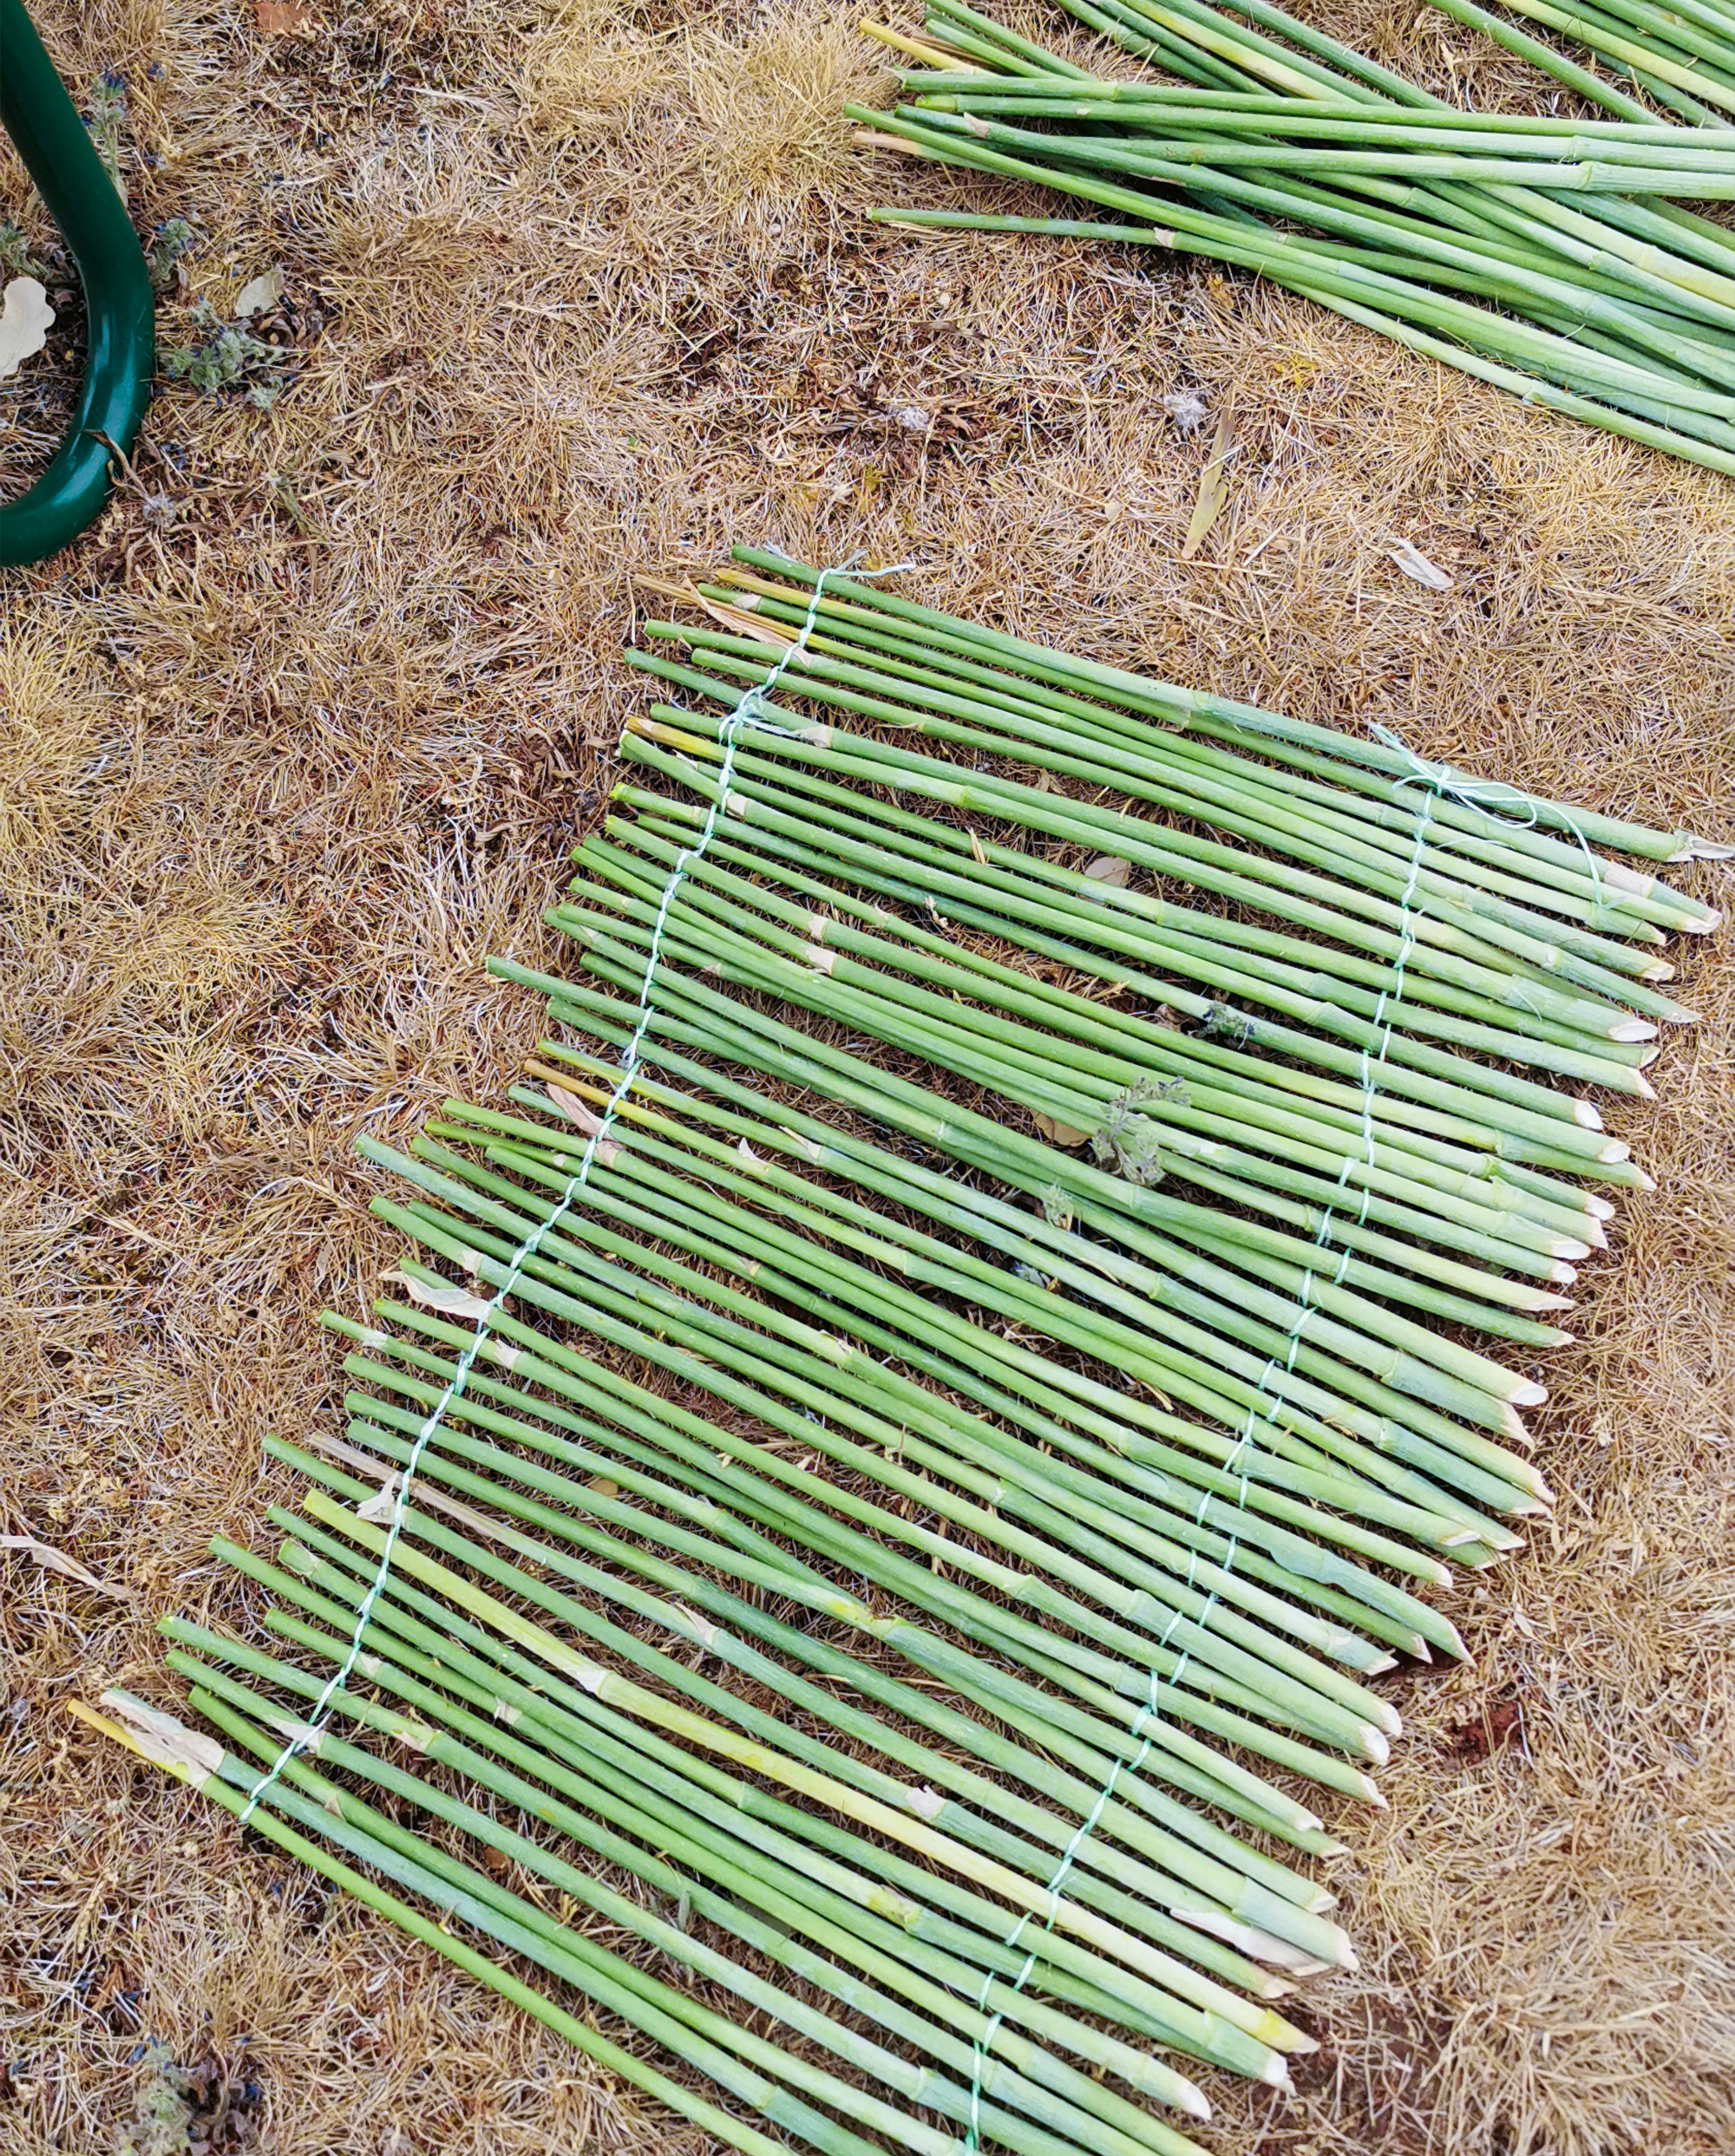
[3,0,1735,2150]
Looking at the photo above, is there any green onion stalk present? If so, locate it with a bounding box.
[74,1697,850,2156]
[274,1405,1359,1983]
[517,887,1562,1438]
[493,953,1556,1547]
[435,1070,1489,1624]
[409,1094,1474,1647]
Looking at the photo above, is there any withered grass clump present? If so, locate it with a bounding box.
[3,0,1734,2152]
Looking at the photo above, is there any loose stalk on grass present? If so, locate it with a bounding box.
[846,0,1735,469]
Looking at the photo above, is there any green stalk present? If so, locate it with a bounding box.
[586,820,1597,1270]
[446,1076,1474,1640]
[380,1074,1545,1540]
[700,569,1709,939]
[718,546,1722,869]
[432,1094,1456,1653]
[311,1386,1356,1976]
[615,750,1640,1187]
[311,1339,1353,1913]
[366,1173,1398,1779]
[357,1165,1401,1754]
[457,1062,1497,1590]
[632,649,1671,1031]
[623,717,1669,1113]
[255,1521,1267,2121]
[524,907,1558,1443]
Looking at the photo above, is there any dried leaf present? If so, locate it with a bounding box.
[357,1478,402,1525]
[1389,538,1453,592]
[967,829,988,866]
[547,1083,620,1165]
[1084,853,1130,889]
[1181,402,1235,563]
[252,0,314,34]
[233,266,283,320]
[1162,386,1209,436]
[0,1535,130,1600]
[97,1693,223,1781]
[1451,1695,1525,1759]
[1031,1111,1091,1148]
[0,278,54,381]
[383,1269,491,1322]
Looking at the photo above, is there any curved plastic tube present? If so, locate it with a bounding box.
[0,0,154,566]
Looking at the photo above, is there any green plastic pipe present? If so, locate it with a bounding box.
[0,0,153,565]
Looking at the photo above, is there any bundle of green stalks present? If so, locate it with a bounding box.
[848,0,1735,472]
[1427,0,1735,124]
[99,559,1722,2153]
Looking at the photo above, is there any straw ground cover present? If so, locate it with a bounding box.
[3,0,1735,2150]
